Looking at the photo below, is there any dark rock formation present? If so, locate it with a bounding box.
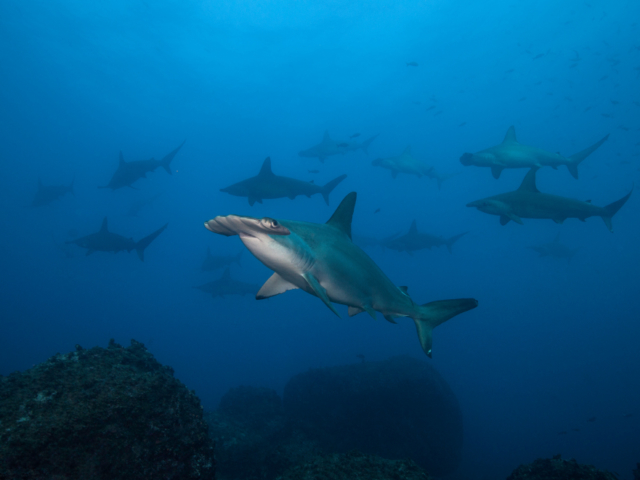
[634,463,640,480]
[276,450,433,480]
[507,454,618,480]
[0,339,215,480]
[282,355,463,476]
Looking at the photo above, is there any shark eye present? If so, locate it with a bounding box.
[272,220,279,227]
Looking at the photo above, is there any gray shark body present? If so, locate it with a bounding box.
[298,131,378,163]
[201,247,243,272]
[193,267,258,298]
[372,146,456,189]
[466,168,632,232]
[220,157,346,206]
[126,192,163,217]
[31,178,74,206]
[384,220,468,254]
[527,233,579,263]
[100,141,185,190]
[460,126,608,179]
[204,192,477,357]
[353,231,401,249]
[66,217,167,261]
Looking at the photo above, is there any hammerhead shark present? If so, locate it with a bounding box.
[527,233,579,263]
[99,141,185,190]
[193,267,258,298]
[220,157,347,206]
[466,168,632,231]
[204,192,478,357]
[66,217,168,261]
[201,247,243,272]
[298,131,378,163]
[31,177,74,206]
[383,220,468,254]
[460,126,608,179]
[372,146,457,189]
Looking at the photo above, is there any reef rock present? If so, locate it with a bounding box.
[0,339,215,480]
[282,355,463,476]
[507,454,618,480]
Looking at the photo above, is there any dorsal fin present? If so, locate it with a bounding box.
[258,157,273,176]
[322,130,331,143]
[326,192,356,240]
[409,220,418,235]
[119,151,125,165]
[502,126,518,144]
[553,232,560,243]
[402,145,412,156]
[100,217,109,233]
[517,168,539,193]
[222,267,231,279]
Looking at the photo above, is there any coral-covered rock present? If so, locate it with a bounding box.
[0,339,214,480]
[282,356,463,476]
[275,450,433,480]
[507,454,618,480]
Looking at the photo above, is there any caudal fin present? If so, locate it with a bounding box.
[566,134,609,179]
[601,186,632,232]
[321,174,347,205]
[445,231,469,254]
[135,223,168,261]
[360,134,379,155]
[412,298,478,357]
[161,140,186,175]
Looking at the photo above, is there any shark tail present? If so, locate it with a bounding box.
[566,134,609,179]
[412,298,478,357]
[601,187,632,232]
[161,140,186,175]
[135,223,168,261]
[445,231,469,254]
[321,174,348,205]
[360,134,379,155]
[435,171,460,190]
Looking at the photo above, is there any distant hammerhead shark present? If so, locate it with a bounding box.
[204,192,478,357]
[527,233,579,263]
[31,177,74,206]
[383,220,468,254]
[372,146,457,189]
[201,247,242,272]
[220,157,347,206]
[298,131,378,163]
[466,168,632,231]
[460,126,608,179]
[193,267,258,298]
[99,141,185,190]
[66,217,168,261]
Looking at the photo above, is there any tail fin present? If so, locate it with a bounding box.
[445,231,469,254]
[412,298,478,357]
[321,174,347,205]
[235,250,243,265]
[601,187,632,232]
[566,134,609,179]
[160,140,186,175]
[435,171,460,190]
[360,134,379,155]
[135,223,168,261]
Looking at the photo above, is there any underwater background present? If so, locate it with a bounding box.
[1,0,638,478]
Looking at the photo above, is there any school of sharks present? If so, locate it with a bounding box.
[32,123,631,358]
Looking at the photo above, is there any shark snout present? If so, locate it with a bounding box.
[466,200,481,208]
[205,215,291,238]
[460,153,474,166]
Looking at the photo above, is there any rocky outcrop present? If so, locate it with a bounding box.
[507,454,618,480]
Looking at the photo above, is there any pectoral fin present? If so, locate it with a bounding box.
[302,272,340,317]
[508,213,524,224]
[384,315,398,324]
[491,166,504,179]
[500,215,510,226]
[257,273,299,299]
[348,306,364,317]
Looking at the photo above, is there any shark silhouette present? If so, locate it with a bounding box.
[460,126,608,179]
[527,233,580,263]
[99,141,185,190]
[298,131,378,163]
[220,157,347,206]
[383,220,468,254]
[372,146,457,189]
[467,168,632,231]
[31,177,74,206]
[67,217,168,261]
[204,192,478,357]
[193,267,258,298]
[201,247,243,272]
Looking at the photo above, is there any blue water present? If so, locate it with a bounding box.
[1,1,638,478]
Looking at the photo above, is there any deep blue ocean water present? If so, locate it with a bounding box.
[1,1,639,478]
